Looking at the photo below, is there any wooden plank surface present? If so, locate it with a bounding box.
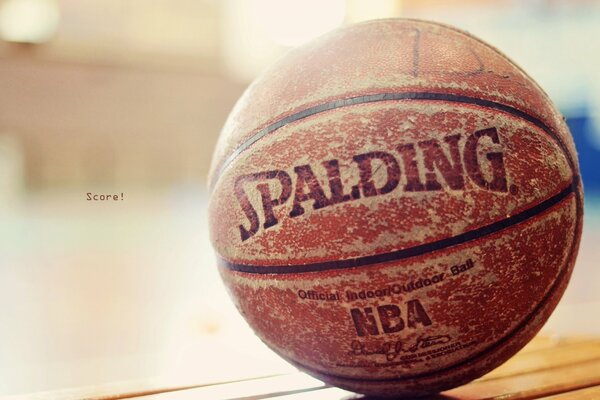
[9,335,600,400]
[540,385,600,399]
[474,337,600,381]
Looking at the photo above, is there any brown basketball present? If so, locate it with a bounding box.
[207,19,583,397]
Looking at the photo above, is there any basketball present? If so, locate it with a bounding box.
[207,19,583,397]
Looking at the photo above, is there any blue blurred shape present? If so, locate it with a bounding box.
[565,110,600,193]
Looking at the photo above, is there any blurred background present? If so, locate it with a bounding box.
[0,0,599,396]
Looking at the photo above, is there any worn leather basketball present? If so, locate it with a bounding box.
[208,19,583,397]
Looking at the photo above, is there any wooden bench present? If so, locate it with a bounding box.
[11,335,600,400]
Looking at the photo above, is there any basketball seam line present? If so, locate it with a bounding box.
[218,178,577,274]
[210,91,573,189]
[254,190,580,383]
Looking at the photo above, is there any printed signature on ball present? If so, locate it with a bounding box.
[349,334,453,362]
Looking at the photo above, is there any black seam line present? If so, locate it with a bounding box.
[211,91,568,188]
[250,193,582,385]
[288,202,582,385]
[219,177,577,275]
[267,189,582,384]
